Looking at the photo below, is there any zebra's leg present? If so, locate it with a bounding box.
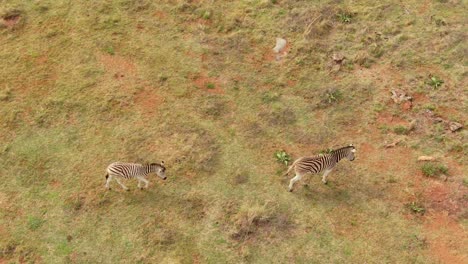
[322,169,333,184]
[136,176,149,190]
[137,179,142,189]
[115,177,129,191]
[105,174,113,190]
[288,174,302,192]
[141,177,149,189]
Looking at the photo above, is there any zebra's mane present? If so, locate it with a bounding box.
[149,163,166,172]
[149,162,164,167]
[331,145,354,153]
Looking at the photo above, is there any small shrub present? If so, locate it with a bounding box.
[407,202,425,214]
[423,104,436,111]
[421,163,448,177]
[327,90,343,104]
[261,92,280,103]
[206,83,215,89]
[373,103,385,112]
[427,76,444,89]
[275,150,291,166]
[201,10,212,20]
[0,88,12,101]
[394,126,409,135]
[28,216,45,231]
[104,46,115,55]
[370,45,384,58]
[323,89,342,104]
[337,12,352,23]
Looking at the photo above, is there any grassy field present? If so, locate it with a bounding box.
[1,0,467,263]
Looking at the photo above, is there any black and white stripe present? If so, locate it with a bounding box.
[105,162,166,191]
[285,145,356,192]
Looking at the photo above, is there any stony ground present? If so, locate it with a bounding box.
[0,0,466,263]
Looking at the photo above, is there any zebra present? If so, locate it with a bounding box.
[105,161,167,191]
[284,145,356,192]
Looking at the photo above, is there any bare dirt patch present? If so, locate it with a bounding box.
[153,10,167,19]
[1,10,22,29]
[191,74,224,94]
[263,41,291,63]
[98,54,137,77]
[133,88,163,117]
[423,180,466,216]
[423,212,468,264]
[376,112,409,127]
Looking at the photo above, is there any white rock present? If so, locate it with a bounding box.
[417,156,436,161]
[273,38,287,53]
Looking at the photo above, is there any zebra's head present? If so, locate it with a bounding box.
[347,144,356,161]
[150,161,167,180]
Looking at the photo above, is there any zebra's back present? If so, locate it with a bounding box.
[107,162,145,178]
[295,154,335,174]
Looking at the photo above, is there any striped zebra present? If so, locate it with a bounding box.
[105,162,167,191]
[284,145,356,192]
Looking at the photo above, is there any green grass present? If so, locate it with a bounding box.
[421,163,448,177]
[0,0,466,263]
[394,126,410,135]
[274,150,291,166]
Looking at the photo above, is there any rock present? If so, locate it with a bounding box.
[273,38,287,53]
[332,53,345,63]
[384,139,401,148]
[418,156,436,161]
[402,101,412,111]
[391,89,412,104]
[448,121,463,132]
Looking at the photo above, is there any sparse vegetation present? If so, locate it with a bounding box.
[275,150,291,166]
[407,202,426,214]
[427,75,444,89]
[337,12,352,23]
[206,82,215,89]
[394,126,410,135]
[0,0,465,263]
[421,163,448,177]
[27,216,45,231]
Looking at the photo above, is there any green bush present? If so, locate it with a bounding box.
[421,163,448,177]
[275,150,291,166]
[427,76,444,89]
[407,202,425,214]
[393,126,409,135]
[28,216,45,231]
[338,12,352,23]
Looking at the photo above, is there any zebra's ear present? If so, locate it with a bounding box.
[161,160,165,165]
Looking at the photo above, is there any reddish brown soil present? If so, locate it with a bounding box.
[403,156,468,263]
[98,54,137,77]
[1,14,20,28]
[423,212,467,264]
[376,112,409,127]
[153,11,167,19]
[49,179,62,189]
[412,92,430,105]
[262,40,291,63]
[191,75,224,94]
[134,88,163,116]
[418,0,432,14]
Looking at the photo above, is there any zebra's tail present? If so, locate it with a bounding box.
[105,173,109,183]
[283,159,299,176]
